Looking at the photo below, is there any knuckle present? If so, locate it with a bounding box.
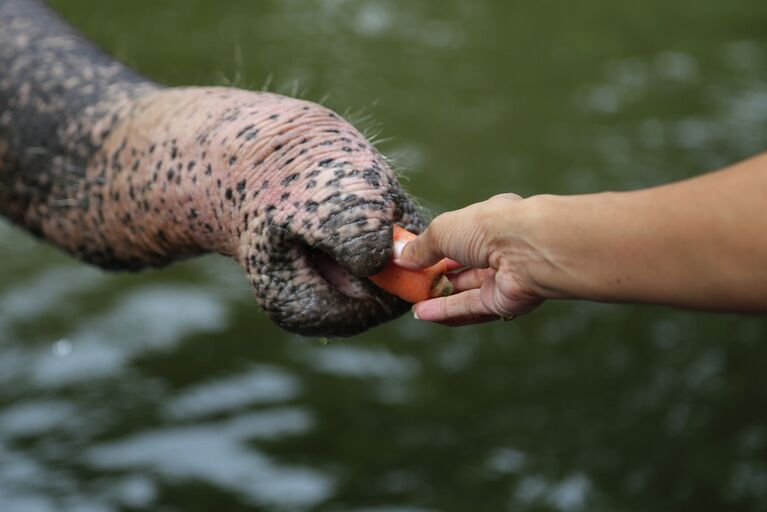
[489,192,523,203]
[405,235,426,262]
[453,291,480,318]
[460,293,474,315]
[469,293,487,316]
[439,297,452,319]
[420,223,443,258]
[428,212,450,237]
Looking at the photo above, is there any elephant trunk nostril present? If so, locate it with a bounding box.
[326,227,393,277]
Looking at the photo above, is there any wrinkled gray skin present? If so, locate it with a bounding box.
[0,0,424,336]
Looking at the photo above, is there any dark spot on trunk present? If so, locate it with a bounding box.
[281,173,299,187]
[236,124,256,138]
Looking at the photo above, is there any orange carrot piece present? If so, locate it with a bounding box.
[368,226,454,303]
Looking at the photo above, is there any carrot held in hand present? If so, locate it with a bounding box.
[368,225,455,303]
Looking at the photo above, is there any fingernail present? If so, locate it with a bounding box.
[411,305,420,320]
[392,259,421,270]
[393,240,407,259]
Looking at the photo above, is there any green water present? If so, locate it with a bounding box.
[1,1,767,510]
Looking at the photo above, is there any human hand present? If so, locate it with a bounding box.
[397,194,545,324]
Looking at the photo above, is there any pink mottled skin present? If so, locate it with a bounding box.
[0,0,424,336]
[61,87,423,336]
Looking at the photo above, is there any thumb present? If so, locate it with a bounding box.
[394,226,446,269]
[395,206,491,270]
[395,194,521,271]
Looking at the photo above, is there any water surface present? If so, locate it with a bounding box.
[2,1,767,510]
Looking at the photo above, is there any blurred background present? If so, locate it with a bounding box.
[2,0,767,510]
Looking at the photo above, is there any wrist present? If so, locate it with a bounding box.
[513,191,641,302]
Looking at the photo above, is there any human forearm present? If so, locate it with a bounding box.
[519,157,767,312]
